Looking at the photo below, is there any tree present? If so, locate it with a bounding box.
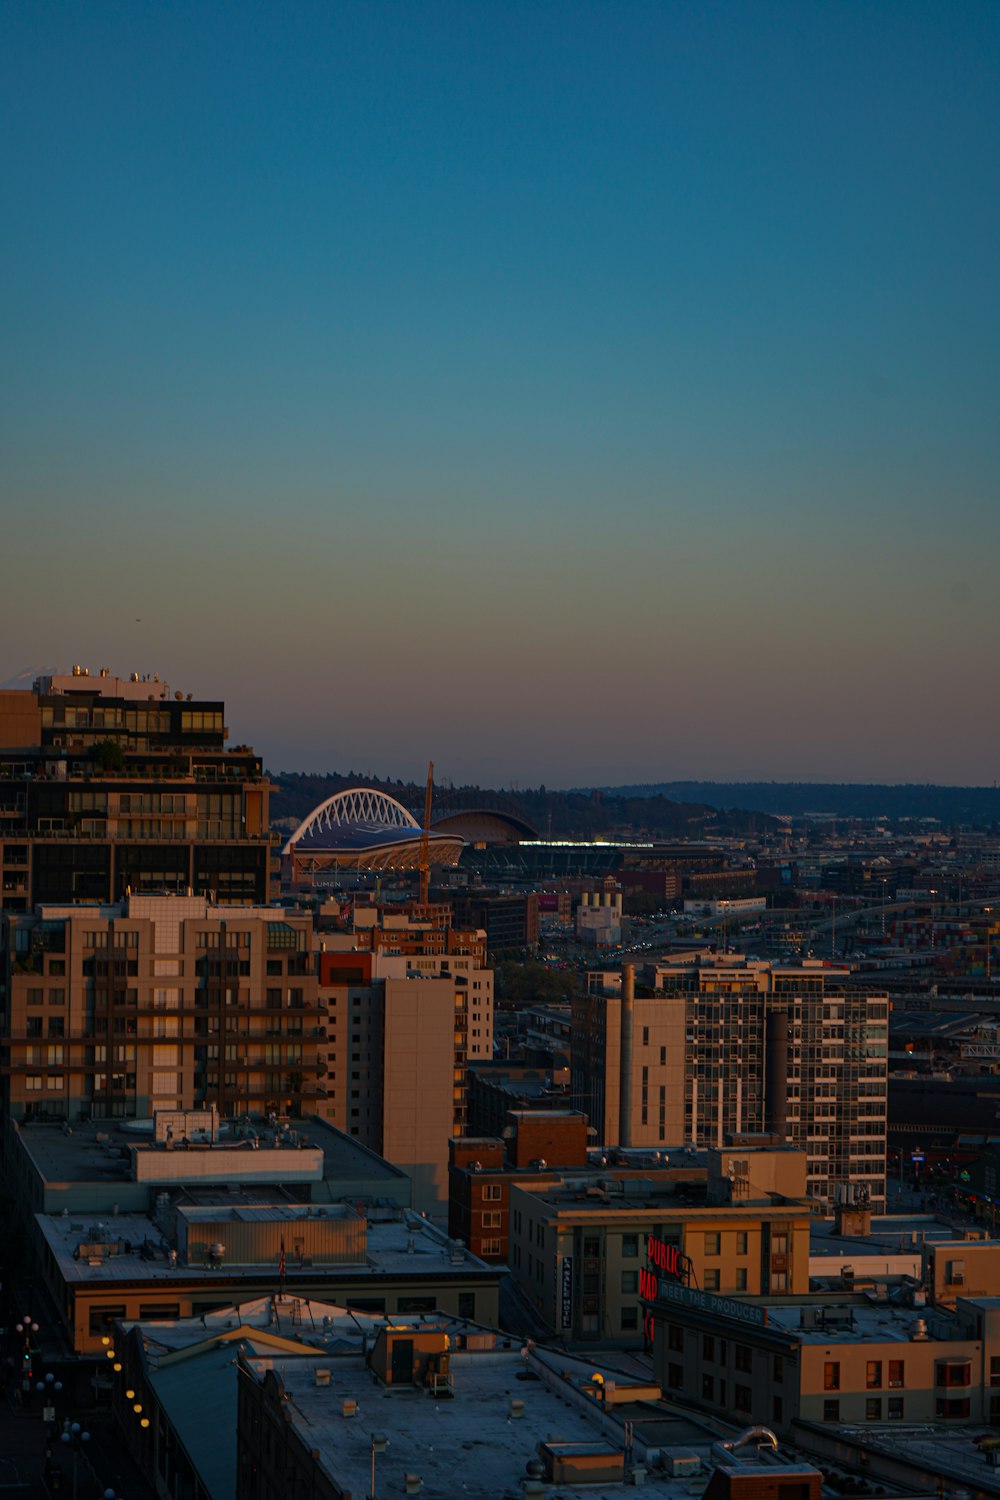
[90,739,125,773]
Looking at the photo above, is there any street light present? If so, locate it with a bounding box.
[60,1419,91,1500]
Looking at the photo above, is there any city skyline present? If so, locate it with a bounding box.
[3,2,999,785]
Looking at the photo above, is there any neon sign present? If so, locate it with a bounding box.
[646,1235,682,1277]
[641,1234,687,1345]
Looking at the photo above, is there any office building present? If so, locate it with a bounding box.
[573,957,888,1210]
[0,669,274,911]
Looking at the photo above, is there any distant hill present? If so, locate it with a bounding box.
[595,782,1000,828]
[268,772,779,840]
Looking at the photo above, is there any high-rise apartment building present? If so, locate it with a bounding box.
[318,908,494,1210]
[0,670,274,910]
[1,896,323,1122]
[572,956,888,1210]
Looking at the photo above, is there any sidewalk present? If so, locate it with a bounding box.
[0,1390,52,1500]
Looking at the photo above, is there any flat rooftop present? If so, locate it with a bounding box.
[244,1346,729,1500]
[810,1213,967,1258]
[762,1299,958,1345]
[829,1424,1000,1497]
[36,1208,494,1286]
[14,1114,409,1195]
[520,1181,804,1215]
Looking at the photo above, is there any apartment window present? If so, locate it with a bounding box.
[865,1398,882,1421]
[26,1017,42,1038]
[481,1211,501,1229]
[621,1307,639,1331]
[89,1305,126,1335]
[49,988,65,1006]
[735,1268,748,1291]
[702,1335,715,1361]
[702,1374,714,1400]
[668,1325,683,1353]
[936,1397,971,1419]
[703,1270,720,1291]
[888,1359,905,1388]
[622,1272,638,1294]
[888,1397,904,1420]
[824,1362,840,1391]
[704,1232,721,1256]
[481,1238,502,1256]
[48,1016,65,1038]
[735,1231,748,1255]
[991,1357,1000,1388]
[773,1355,784,1383]
[139,1303,180,1320]
[823,1400,840,1423]
[667,1364,683,1391]
[734,1385,752,1414]
[735,1345,752,1375]
[946,1259,965,1286]
[27,989,44,1007]
[482,1184,502,1202]
[935,1361,971,1388]
[773,1395,783,1424]
[621,1234,639,1258]
[642,1026,649,1045]
[660,1045,666,1064]
[866,1361,883,1389]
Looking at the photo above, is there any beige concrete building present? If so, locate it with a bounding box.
[1,896,323,1122]
[651,1277,1000,1433]
[318,911,494,1212]
[508,1143,813,1345]
[34,1202,499,1355]
[573,957,888,1211]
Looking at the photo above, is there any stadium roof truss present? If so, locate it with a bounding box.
[282,787,464,872]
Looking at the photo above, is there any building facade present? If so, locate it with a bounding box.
[1,895,322,1121]
[573,957,888,1210]
[508,1144,813,1345]
[317,910,494,1210]
[0,671,274,912]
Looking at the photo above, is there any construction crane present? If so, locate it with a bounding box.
[418,760,434,906]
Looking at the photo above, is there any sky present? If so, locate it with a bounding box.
[2,1,999,788]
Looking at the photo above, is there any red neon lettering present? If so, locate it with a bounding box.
[647,1236,681,1279]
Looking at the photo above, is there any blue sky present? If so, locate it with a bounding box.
[2,1,998,785]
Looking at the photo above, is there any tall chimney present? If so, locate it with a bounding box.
[619,964,636,1147]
